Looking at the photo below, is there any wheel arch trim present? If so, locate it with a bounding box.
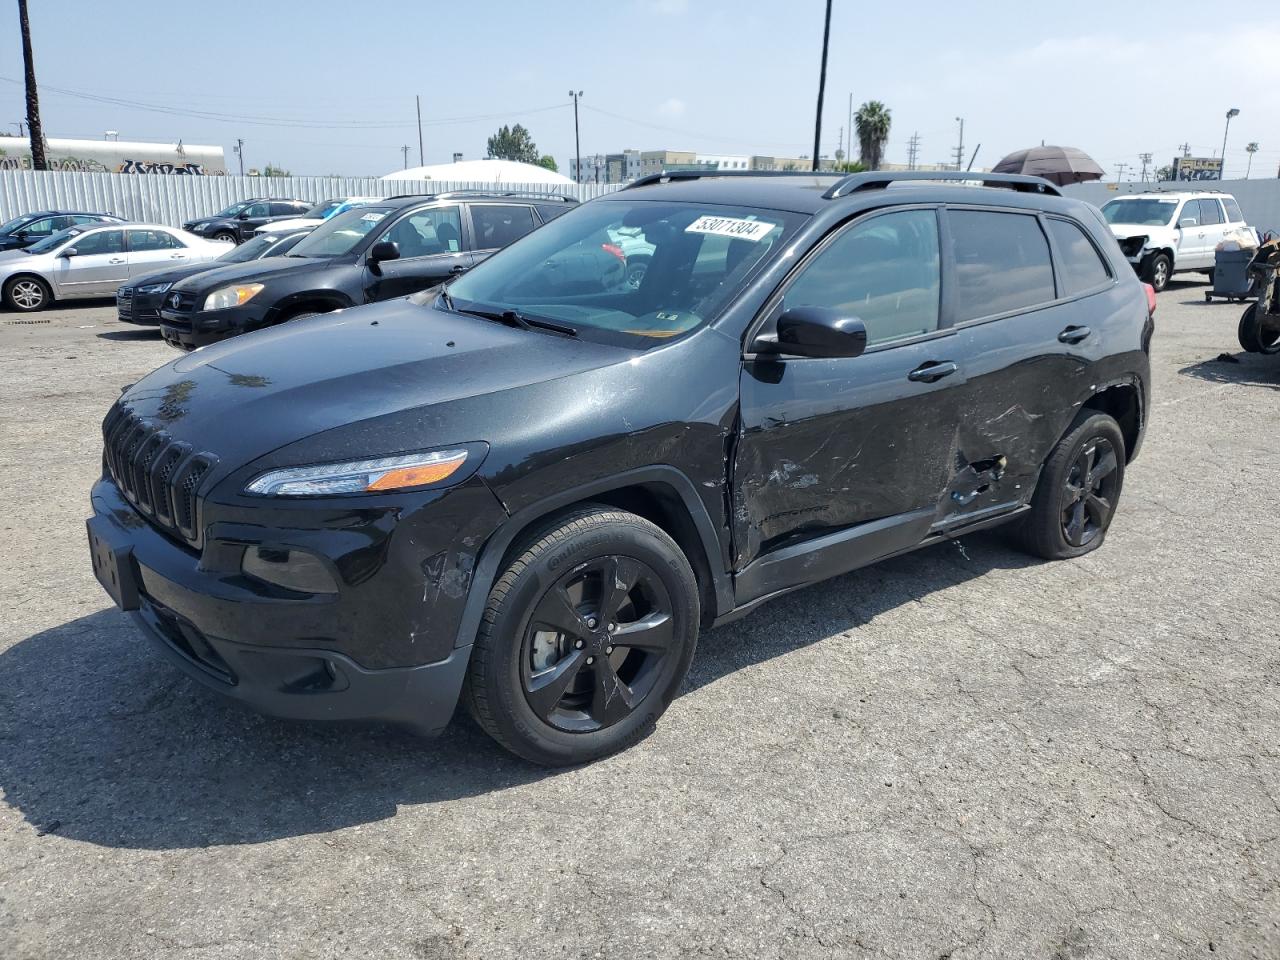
[453,466,732,649]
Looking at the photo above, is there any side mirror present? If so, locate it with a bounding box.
[754,305,867,359]
[1178,218,1197,229]
[236,212,251,220]
[368,240,400,264]
[59,247,78,258]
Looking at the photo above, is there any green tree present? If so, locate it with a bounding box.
[854,101,892,170]
[536,154,558,172]
[1155,164,1174,182]
[262,162,291,177]
[486,124,540,164]
[833,160,867,173]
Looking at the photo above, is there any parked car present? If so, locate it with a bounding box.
[117,228,313,325]
[158,191,576,349]
[87,170,1152,765]
[0,223,229,312]
[0,210,125,251]
[251,196,382,236]
[1102,190,1257,292]
[182,198,312,244]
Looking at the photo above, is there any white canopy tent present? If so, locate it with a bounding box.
[383,158,572,185]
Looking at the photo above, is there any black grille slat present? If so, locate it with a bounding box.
[101,404,216,548]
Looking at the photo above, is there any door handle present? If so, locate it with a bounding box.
[449,264,468,274]
[1058,325,1092,344]
[170,254,187,260]
[108,257,125,264]
[907,360,958,383]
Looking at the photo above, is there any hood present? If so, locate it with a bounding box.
[1108,223,1171,239]
[127,261,226,289]
[170,255,326,292]
[116,298,628,477]
[256,217,322,233]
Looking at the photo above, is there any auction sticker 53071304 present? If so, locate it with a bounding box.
[684,215,776,242]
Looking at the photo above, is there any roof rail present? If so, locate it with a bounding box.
[623,169,839,190]
[383,189,581,203]
[823,171,1062,199]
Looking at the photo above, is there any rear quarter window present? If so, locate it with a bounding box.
[947,210,1055,321]
[1045,218,1111,296]
[1223,197,1245,223]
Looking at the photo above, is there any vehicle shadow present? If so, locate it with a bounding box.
[96,328,162,342]
[1179,351,1280,390]
[0,531,1031,850]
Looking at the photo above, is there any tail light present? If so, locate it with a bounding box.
[1142,282,1157,316]
[601,243,626,262]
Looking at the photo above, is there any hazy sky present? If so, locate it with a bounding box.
[3,0,1276,179]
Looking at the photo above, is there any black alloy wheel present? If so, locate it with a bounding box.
[1060,437,1120,549]
[521,555,674,733]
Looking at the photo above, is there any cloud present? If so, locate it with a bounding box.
[657,98,687,119]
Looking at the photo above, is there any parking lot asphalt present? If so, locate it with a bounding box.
[1,282,1278,960]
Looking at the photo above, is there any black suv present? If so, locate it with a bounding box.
[182,198,311,244]
[0,210,123,250]
[87,171,1153,766]
[158,191,577,349]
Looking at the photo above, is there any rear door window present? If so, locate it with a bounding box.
[535,203,573,223]
[129,229,185,251]
[784,209,941,347]
[381,206,462,258]
[1045,218,1111,295]
[1198,199,1224,225]
[471,205,538,249]
[947,210,1055,322]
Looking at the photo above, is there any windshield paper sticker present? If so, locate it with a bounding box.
[360,212,386,222]
[685,215,774,242]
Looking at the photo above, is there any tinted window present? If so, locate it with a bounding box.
[1046,219,1110,295]
[785,209,940,347]
[242,202,271,218]
[21,217,58,238]
[71,229,125,256]
[71,215,105,226]
[269,202,303,216]
[1198,199,1224,225]
[471,205,537,249]
[382,206,462,258]
[1223,198,1245,223]
[129,229,184,251]
[536,203,573,223]
[949,211,1055,321]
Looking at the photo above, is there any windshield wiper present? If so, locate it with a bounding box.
[449,302,577,337]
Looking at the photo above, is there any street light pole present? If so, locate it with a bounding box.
[811,0,833,172]
[569,90,582,184]
[1220,107,1239,180]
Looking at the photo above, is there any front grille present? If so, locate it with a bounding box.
[116,288,134,322]
[102,404,217,547]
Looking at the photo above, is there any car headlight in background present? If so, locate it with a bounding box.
[245,448,474,497]
[203,283,264,311]
[136,282,173,295]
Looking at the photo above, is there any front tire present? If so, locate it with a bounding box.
[464,506,699,766]
[212,231,238,245]
[3,275,51,312]
[1238,303,1259,353]
[1017,412,1126,561]
[1141,252,1171,293]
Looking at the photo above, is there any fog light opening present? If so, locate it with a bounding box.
[242,546,339,595]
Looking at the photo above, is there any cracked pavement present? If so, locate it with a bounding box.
[1,280,1278,959]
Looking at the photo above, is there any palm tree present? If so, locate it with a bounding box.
[854,101,892,170]
[17,0,46,171]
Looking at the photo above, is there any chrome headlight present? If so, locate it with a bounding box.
[136,281,173,295]
[203,283,264,311]
[245,448,476,497]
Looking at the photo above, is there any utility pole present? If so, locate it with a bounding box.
[906,132,920,171]
[17,0,46,171]
[953,117,965,171]
[835,125,843,165]
[811,0,833,172]
[416,95,424,166]
[847,93,853,166]
[1139,152,1152,182]
[1245,142,1259,179]
[234,138,245,176]
[10,121,25,137]
[1178,142,1191,158]
[1115,162,1129,184]
[400,145,409,170]
[569,90,582,183]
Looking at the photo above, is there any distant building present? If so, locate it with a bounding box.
[0,136,226,175]
[749,155,811,171]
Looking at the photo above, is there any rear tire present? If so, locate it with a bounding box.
[1140,253,1171,293]
[1016,412,1126,561]
[464,506,699,766]
[3,275,51,312]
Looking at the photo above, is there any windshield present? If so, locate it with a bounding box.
[219,231,304,263]
[304,199,343,220]
[26,226,84,254]
[212,201,251,219]
[444,200,800,348]
[0,214,36,235]
[1102,198,1178,227]
[287,206,393,258]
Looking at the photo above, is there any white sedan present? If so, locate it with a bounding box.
[0,222,229,312]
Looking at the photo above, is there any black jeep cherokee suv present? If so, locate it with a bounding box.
[158,192,577,350]
[87,171,1153,766]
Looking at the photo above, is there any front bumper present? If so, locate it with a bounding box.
[160,303,265,349]
[117,289,165,325]
[88,475,503,733]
